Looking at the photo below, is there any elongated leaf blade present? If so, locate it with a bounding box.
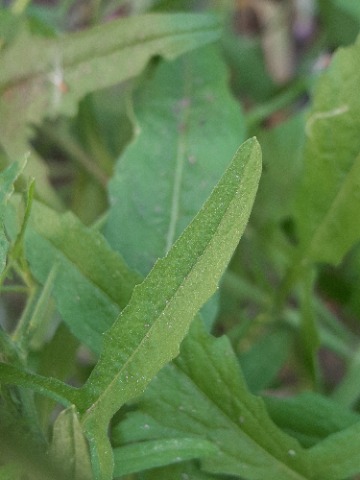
[113,319,311,480]
[25,202,141,353]
[0,13,221,206]
[0,13,221,153]
[105,44,246,275]
[113,437,216,477]
[295,36,360,264]
[81,138,261,479]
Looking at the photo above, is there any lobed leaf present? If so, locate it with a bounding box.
[113,319,311,480]
[80,137,261,479]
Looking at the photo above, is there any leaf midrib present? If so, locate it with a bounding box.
[165,60,191,253]
[82,163,251,418]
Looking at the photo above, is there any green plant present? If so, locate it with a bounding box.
[1,1,360,480]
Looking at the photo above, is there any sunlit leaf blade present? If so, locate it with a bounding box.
[113,437,216,477]
[113,319,310,480]
[49,406,92,480]
[307,421,360,480]
[295,36,360,265]
[81,137,261,479]
[0,12,221,149]
[0,12,221,206]
[25,202,141,353]
[0,162,24,275]
[105,44,246,275]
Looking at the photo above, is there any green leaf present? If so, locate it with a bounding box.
[80,137,261,480]
[0,13,221,184]
[307,421,360,480]
[105,44,246,275]
[264,392,360,448]
[25,201,141,353]
[49,406,92,480]
[113,438,217,477]
[295,36,360,265]
[0,161,24,275]
[113,319,310,480]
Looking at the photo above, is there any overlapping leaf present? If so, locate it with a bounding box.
[25,202,141,353]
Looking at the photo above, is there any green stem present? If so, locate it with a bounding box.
[246,76,309,130]
[41,124,109,188]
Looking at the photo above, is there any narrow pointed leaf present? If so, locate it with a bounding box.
[295,36,360,265]
[81,138,261,479]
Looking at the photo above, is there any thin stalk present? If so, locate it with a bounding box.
[41,125,108,188]
[246,76,309,130]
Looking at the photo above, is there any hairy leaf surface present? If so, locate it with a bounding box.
[81,138,261,479]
